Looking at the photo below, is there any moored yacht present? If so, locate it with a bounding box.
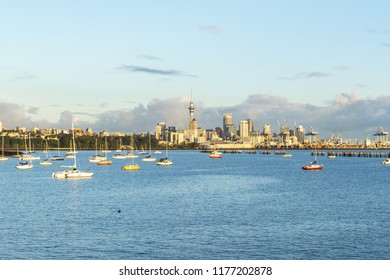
[52,122,93,179]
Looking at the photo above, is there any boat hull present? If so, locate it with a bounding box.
[142,157,156,162]
[97,160,112,166]
[52,170,94,178]
[302,165,323,170]
[157,160,173,166]
[122,164,140,170]
[16,164,33,169]
[209,154,222,158]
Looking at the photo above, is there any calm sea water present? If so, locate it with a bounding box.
[0,150,389,260]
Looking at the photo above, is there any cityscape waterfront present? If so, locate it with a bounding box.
[1,98,390,152]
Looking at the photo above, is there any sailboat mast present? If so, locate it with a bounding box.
[72,122,77,168]
[149,133,152,154]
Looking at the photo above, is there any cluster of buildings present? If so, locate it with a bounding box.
[1,98,390,149]
[154,99,390,149]
[0,121,127,140]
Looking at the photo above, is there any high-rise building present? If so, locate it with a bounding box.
[240,120,249,139]
[223,113,234,139]
[247,119,254,133]
[262,124,271,136]
[155,122,166,140]
[0,121,2,133]
[295,125,305,143]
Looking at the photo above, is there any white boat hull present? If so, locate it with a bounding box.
[142,157,156,162]
[52,169,93,179]
[16,163,33,169]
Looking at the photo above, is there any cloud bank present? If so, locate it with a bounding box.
[1,94,389,140]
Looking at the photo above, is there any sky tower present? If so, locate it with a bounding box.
[189,96,195,121]
[188,92,198,131]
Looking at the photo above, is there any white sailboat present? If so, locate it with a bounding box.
[122,153,140,171]
[126,134,139,158]
[142,133,156,162]
[157,141,173,166]
[209,141,222,158]
[89,138,107,162]
[112,138,127,159]
[40,140,53,166]
[20,134,40,160]
[16,135,34,168]
[0,136,9,161]
[96,137,112,165]
[16,160,33,169]
[52,122,93,179]
[302,149,324,170]
[51,139,65,161]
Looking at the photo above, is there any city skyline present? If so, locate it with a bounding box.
[1,94,389,142]
[1,1,390,139]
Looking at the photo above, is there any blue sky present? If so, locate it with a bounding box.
[1,0,390,139]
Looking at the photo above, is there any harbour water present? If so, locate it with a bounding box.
[0,150,389,260]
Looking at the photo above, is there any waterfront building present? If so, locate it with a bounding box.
[278,122,290,145]
[262,124,271,136]
[215,127,223,139]
[295,125,305,144]
[247,119,254,133]
[170,131,186,145]
[239,120,249,141]
[155,122,166,141]
[206,129,221,141]
[261,124,272,144]
[223,113,236,139]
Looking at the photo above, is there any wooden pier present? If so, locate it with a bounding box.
[312,151,390,158]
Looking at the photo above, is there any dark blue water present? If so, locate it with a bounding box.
[1,150,389,259]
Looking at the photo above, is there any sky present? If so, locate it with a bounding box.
[1,0,390,140]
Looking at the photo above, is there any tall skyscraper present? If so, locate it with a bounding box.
[246,119,254,133]
[155,122,167,140]
[223,113,234,139]
[295,125,305,143]
[240,120,249,139]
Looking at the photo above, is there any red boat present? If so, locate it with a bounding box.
[209,151,222,158]
[302,161,323,170]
